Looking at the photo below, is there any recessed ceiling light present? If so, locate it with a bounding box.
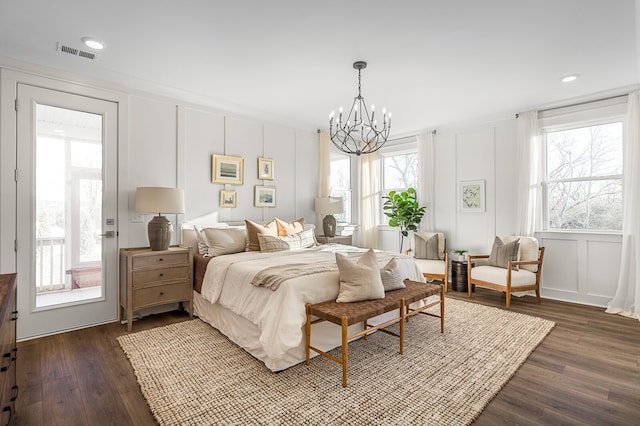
[81,37,104,50]
[561,74,579,83]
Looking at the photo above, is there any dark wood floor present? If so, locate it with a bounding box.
[14,289,640,425]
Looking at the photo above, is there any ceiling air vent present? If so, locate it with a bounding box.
[56,42,98,60]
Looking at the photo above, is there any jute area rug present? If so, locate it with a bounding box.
[118,299,554,426]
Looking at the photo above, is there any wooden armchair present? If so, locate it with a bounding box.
[409,232,449,292]
[467,236,545,309]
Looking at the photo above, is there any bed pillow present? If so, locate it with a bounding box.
[335,249,385,303]
[380,257,406,291]
[245,219,278,251]
[488,236,520,269]
[198,227,246,257]
[194,224,230,255]
[413,233,440,260]
[258,228,316,252]
[275,217,305,236]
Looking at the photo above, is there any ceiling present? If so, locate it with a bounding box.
[1,0,638,137]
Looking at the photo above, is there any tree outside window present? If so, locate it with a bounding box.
[545,122,623,231]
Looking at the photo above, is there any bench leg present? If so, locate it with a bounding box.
[341,316,348,387]
[440,284,445,333]
[305,304,311,365]
[400,299,405,355]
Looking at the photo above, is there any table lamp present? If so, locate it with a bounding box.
[315,197,344,238]
[135,187,185,251]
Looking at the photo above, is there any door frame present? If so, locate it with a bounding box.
[0,67,130,340]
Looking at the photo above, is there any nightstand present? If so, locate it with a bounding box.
[316,235,353,245]
[119,246,193,331]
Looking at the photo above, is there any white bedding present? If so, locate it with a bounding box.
[198,244,424,366]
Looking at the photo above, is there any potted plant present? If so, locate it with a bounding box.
[382,187,426,252]
[453,249,468,262]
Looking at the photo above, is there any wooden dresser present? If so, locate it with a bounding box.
[0,274,17,425]
[119,247,193,331]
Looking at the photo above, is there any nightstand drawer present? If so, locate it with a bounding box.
[133,282,191,309]
[132,266,189,287]
[132,252,189,269]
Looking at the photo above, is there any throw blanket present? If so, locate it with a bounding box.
[251,250,408,290]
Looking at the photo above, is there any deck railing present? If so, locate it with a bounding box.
[35,237,66,292]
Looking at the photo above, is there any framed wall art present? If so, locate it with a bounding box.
[220,190,237,208]
[258,157,274,180]
[212,154,244,185]
[254,185,276,207]
[459,179,485,212]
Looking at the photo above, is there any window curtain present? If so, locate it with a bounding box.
[317,131,331,197]
[606,91,640,321]
[515,111,542,236]
[417,131,435,231]
[358,152,379,249]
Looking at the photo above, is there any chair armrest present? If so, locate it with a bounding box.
[467,254,489,260]
[511,259,540,266]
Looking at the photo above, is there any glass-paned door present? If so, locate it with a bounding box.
[16,84,118,339]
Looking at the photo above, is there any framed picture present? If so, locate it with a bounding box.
[212,154,244,185]
[460,180,485,212]
[220,190,236,208]
[254,185,276,207]
[258,157,274,180]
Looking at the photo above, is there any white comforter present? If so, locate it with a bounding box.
[199,245,424,360]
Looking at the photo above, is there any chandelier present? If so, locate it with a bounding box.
[329,61,391,155]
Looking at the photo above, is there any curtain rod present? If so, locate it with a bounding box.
[516,93,628,118]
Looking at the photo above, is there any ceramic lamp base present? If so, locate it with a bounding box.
[322,214,337,238]
[148,215,173,251]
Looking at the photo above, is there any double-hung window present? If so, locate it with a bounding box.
[379,141,418,224]
[543,120,623,231]
[329,153,352,223]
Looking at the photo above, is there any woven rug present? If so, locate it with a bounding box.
[118,299,554,425]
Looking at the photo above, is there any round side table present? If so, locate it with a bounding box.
[450,260,475,292]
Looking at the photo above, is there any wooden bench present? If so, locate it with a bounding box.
[305,279,444,387]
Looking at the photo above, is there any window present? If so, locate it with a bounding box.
[380,147,418,224]
[544,121,623,231]
[330,153,352,223]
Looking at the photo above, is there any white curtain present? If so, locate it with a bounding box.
[417,131,435,231]
[606,91,640,321]
[317,131,331,197]
[515,111,542,236]
[358,152,380,249]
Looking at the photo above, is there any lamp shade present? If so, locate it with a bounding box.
[135,187,185,214]
[315,197,344,215]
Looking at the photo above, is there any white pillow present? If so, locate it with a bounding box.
[380,258,406,291]
[335,249,385,303]
[198,227,246,257]
[257,229,316,252]
[194,224,230,255]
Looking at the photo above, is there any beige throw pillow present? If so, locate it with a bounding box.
[335,249,385,303]
[413,233,439,260]
[380,258,406,291]
[257,228,316,252]
[488,236,520,269]
[245,220,278,251]
[275,217,305,236]
[198,227,246,257]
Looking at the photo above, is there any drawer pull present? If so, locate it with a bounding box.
[159,273,164,277]
[10,385,18,402]
[159,258,164,262]
[10,311,18,321]
[160,292,164,296]
[11,348,17,362]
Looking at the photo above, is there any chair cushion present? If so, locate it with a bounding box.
[380,258,406,291]
[488,236,519,269]
[335,249,385,303]
[470,265,537,287]
[414,259,447,276]
[501,235,539,272]
[412,232,445,260]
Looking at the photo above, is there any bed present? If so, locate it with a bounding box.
[182,221,426,372]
